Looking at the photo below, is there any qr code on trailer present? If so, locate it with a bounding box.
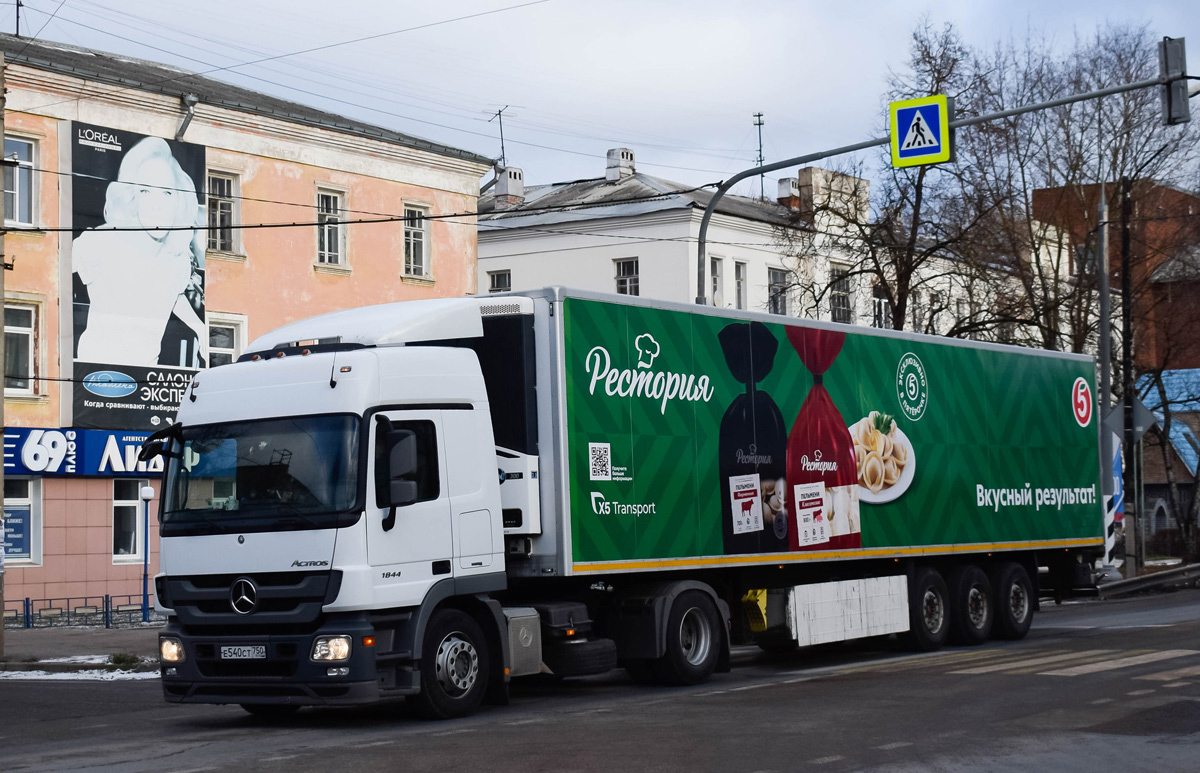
[589,443,611,481]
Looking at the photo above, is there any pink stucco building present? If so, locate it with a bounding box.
[0,33,492,618]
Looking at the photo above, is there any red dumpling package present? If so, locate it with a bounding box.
[785,327,861,551]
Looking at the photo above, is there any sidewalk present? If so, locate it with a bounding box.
[0,624,162,672]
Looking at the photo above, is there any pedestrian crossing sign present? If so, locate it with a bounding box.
[890,95,952,168]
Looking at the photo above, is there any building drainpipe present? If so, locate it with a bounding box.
[175,93,199,141]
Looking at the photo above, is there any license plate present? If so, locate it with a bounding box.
[220,645,266,660]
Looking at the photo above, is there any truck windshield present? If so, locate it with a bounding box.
[162,415,360,533]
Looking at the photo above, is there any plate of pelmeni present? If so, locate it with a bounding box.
[848,411,915,504]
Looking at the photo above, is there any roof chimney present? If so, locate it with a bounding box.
[494,167,524,209]
[777,177,801,210]
[606,148,635,181]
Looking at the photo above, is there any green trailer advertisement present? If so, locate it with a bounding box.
[562,296,1104,574]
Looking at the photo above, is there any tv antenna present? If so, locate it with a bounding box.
[485,105,522,168]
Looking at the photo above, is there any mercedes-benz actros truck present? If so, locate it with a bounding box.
[146,287,1103,718]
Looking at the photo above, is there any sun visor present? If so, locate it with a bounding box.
[248,298,506,351]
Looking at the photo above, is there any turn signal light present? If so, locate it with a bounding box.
[362,636,375,647]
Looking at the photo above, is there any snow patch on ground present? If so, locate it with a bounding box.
[0,669,159,681]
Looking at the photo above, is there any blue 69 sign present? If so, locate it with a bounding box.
[2,427,162,477]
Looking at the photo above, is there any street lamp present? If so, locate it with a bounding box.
[140,485,155,623]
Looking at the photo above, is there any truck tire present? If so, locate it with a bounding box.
[543,637,618,677]
[900,567,949,652]
[412,608,490,720]
[991,562,1034,640]
[656,591,721,685]
[947,564,993,646]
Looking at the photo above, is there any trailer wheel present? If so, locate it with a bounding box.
[900,567,949,652]
[656,591,721,685]
[412,608,490,720]
[991,562,1034,640]
[947,564,993,646]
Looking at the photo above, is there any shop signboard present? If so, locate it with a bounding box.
[70,122,207,430]
[2,427,160,477]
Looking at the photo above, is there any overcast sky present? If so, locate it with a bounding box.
[7,0,1196,197]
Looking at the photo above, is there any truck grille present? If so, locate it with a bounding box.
[162,570,341,628]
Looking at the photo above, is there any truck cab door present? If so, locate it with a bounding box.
[367,410,452,606]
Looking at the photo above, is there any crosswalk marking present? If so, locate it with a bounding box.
[950,650,1116,674]
[1134,664,1200,681]
[1039,649,1199,677]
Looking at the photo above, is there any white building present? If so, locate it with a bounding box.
[477,149,798,313]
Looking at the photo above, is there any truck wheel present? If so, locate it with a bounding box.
[413,608,490,720]
[656,591,721,685]
[947,564,993,646]
[900,567,949,652]
[991,562,1034,640]
[240,704,300,718]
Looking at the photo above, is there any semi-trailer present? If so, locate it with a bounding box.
[145,287,1104,718]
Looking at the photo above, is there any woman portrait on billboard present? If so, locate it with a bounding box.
[72,136,206,368]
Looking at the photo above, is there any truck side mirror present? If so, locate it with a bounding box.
[138,424,183,463]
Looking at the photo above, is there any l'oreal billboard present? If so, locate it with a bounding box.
[71,122,206,430]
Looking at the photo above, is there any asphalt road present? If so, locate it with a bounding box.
[4,589,1200,772]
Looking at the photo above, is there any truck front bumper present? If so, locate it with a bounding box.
[159,613,408,706]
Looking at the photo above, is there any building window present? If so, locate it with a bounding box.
[734,262,747,310]
[872,284,893,329]
[112,479,148,562]
[4,137,34,225]
[207,173,237,253]
[768,268,788,315]
[615,258,639,296]
[317,190,344,265]
[3,477,41,565]
[404,207,429,277]
[829,264,852,324]
[206,313,246,368]
[710,257,724,306]
[488,270,511,293]
[5,303,36,394]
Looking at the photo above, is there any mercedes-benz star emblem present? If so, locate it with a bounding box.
[230,577,258,615]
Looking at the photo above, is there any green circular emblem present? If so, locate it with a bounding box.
[896,352,928,421]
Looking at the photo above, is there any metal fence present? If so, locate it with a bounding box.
[2,594,167,629]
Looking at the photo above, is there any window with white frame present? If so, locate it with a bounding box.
[768,268,788,315]
[734,262,747,310]
[872,284,893,329]
[710,257,724,307]
[317,190,344,265]
[404,207,429,277]
[206,313,246,368]
[488,270,511,293]
[112,478,148,561]
[4,137,34,225]
[207,173,237,253]
[3,477,41,565]
[5,303,36,394]
[829,264,852,324]
[615,258,639,296]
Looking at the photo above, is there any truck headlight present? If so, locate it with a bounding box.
[160,637,185,663]
[311,635,352,662]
